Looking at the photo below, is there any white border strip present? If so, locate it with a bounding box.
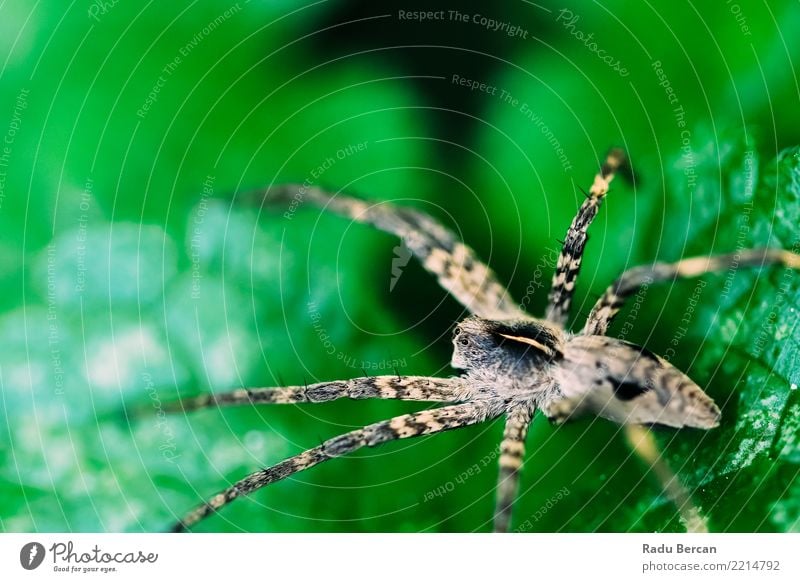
[1,534,798,581]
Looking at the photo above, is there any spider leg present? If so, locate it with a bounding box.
[583,248,800,336]
[624,424,708,532]
[240,185,525,319]
[169,376,471,412]
[493,404,535,533]
[172,400,499,531]
[546,148,628,325]
[544,395,709,532]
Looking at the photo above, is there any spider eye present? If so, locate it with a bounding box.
[458,337,469,347]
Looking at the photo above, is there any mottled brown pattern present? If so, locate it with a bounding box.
[243,185,525,320]
[167,151,800,533]
[172,402,496,532]
[546,148,628,325]
[494,405,534,533]
[548,335,721,429]
[583,248,800,336]
[171,376,470,412]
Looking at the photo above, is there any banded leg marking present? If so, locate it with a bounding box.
[493,405,535,533]
[241,185,524,319]
[172,400,499,531]
[169,376,471,412]
[583,248,800,336]
[546,148,628,325]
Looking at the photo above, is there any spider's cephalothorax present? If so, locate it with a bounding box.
[451,315,720,431]
[451,316,565,374]
[168,148,800,532]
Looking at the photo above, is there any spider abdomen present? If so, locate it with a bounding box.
[549,336,721,429]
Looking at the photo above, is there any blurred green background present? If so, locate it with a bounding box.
[1,0,799,532]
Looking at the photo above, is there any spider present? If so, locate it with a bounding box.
[169,148,800,532]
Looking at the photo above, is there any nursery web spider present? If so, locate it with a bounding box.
[169,149,799,532]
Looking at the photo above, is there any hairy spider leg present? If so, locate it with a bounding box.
[493,405,535,532]
[241,185,525,320]
[168,376,470,412]
[173,401,500,531]
[583,248,800,336]
[546,148,629,325]
[624,424,707,533]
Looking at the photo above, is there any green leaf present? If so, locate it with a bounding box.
[2,0,800,533]
[654,147,800,532]
[517,146,800,533]
[0,1,452,532]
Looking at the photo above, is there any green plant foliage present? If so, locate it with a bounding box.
[1,0,798,533]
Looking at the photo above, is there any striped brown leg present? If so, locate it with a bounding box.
[583,248,800,336]
[172,400,499,531]
[169,376,471,412]
[240,185,525,319]
[493,404,535,533]
[545,148,628,325]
